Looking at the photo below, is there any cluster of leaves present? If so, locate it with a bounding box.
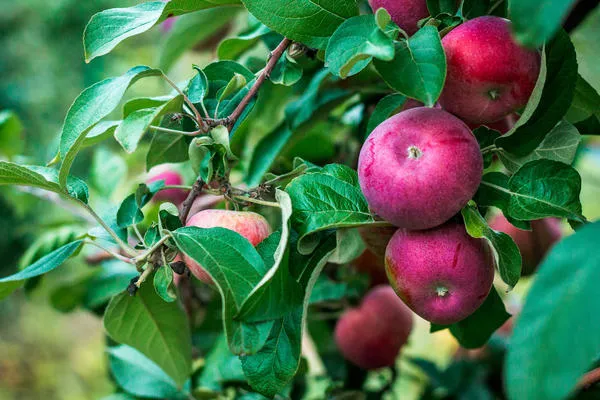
[0,0,599,399]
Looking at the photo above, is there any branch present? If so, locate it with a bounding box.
[180,178,205,224]
[226,38,292,130]
[162,74,209,133]
[577,367,600,390]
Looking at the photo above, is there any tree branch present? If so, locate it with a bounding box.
[180,178,205,224]
[577,367,600,390]
[226,38,292,130]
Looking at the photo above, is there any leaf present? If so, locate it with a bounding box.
[159,8,238,71]
[461,202,522,288]
[0,162,89,203]
[474,172,530,230]
[239,0,359,49]
[441,288,510,349]
[217,21,271,60]
[506,160,584,222]
[374,26,446,106]
[244,123,292,187]
[82,120,120,148]
[123,96,174,118]
[104,281,192,387]
[187,66,209,104]
[91,148,128,198]
[18,226,84,270]
[0,110,24,157]
[509,0,578,48]
[146,131,189,171]
[83,0,242,62]
[170,227,269,355]
[219,73,248,102]
[270,54,303,86]
[117,194,145,228]
[115,95,184,153]
[473,126,502,169]
[154,266,177,303]
[566,75,600,124]
[58,66,162,187]
[366,93,407,135]
[84,260,139,309]
[498,120,581,173]
[285,164,376,254]
[108,345,187,398]
[197,335,246,391]
[505,221,600,400]
[325,14,395,78]
[496,30,578,156]
[0,241,83,300]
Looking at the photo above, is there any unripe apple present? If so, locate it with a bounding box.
[358,107,482,230]
[184,210,271,284]
[489,215,562,276]
[334,285,413,369]
[368,0,429,35]
[147,166,189,205]
[439,16,541,124]
[385,222,494,325]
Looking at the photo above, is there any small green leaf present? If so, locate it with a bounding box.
[0,241,83,300]
[244,124,292,187]
[147,132,189,171]
[197,335,245,391]
[117,194,145,228]
[218,73,248,102]
[366,93,407,135]
[108,345,187,398]
[473,126,501,169]
[154,266,177,303]
[239,0,359,49]
[58,66,162,187]
[374,26,446,106]
[82,120,120,148]
[187,66,209,104]
[104,281,192,387]
[83,0,242,62]
[509,0,578,48]
[325,14,395,78]
[217,21,271,61]
[461,202,522,288]
[506,221,600,400]
[270,54,303,86]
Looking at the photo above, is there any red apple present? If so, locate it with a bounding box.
[368,0,429,35]
[335,285,413,369]
[147,166,189,205]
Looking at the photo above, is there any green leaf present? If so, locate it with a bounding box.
[104,281,192,387]
[58,66,162,187]
[366,94,407,135]
[427,0,458,16]
[566,75,600,124]
[0,110,24,157]
[474,173,530,230]
[219,73,248,102]
[325,14,395,78]
[83,0,242,62]
[159,8,238,71]
[115,95,184,153]
[473,126,501,169]
[0,162,89,203]
[270,54,304,86]
[286,164,376,254]
[197,335,246,391]
[18,226,84,270]
[506,160,584,222]
[170,227,269,355]
[146,132,189,171]
[154,266,177,303]
[461,202,521,288]
[217,21,271,61]
[498,120,581,173]
[84,260,138,309]
[91,148,128,198]
[240,0,359,49]
[244,124,292,187]
[505,221,600,400]
[374,26,446,106]
[443,288,510,349]
[328,228,366,264]
[187,66,209,104]
[108,345,187,398]
[117,194,145,228]
[123,96,174,118]
[496,31,578,156]
[0,241,83,300]
[509,0,578,48]
[82,120,120,148]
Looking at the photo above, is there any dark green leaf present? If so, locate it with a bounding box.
[506,221,600,400]
[117,194,145,228]
[461,202,521,288]
[244,124,292,187]
[239,0,359,49]
[197,335,246,391]
[366,93,407,136]
[154,266,177,303]
[104,281,192,387]
[509,0,578,48]
[474,172,530,230]
[146,131,189,171]
[325,14,395,78]
[374,26,446,106]
[566,75,600,124]
[84,260,138,309]
[187,66,209,104]
[217,21,271,61]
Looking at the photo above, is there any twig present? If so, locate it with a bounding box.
[83,240,135,265]
[135,264,156,288]
[232,195,281,208]
[161,74,209,133]
[133,234,171,264]
[577,367,600,390]
[226,38,292,130]
[180,178,205,223]
[79,201,137,256]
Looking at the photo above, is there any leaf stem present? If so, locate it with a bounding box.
[150,125,201,136]
[78,201,137,256]
[232,195,281,208]
[226,38,292,129]
[133,234,171,264]
[83,239,135,265]
[161,74,208,132]
[135,263,155,288]
[132,224,145,246]
[481,144,499,155]
[161,185,194,191]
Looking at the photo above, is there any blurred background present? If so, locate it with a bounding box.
[1,1,600,399]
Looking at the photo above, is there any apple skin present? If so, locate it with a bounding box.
[439,16,541,125]
[184,210,271,284]
[147,167,189,205]
[385,222,494,325]
[489,215,562,276]
[368,0,429,35]
[358,107,482,230]
[335,285,413,370]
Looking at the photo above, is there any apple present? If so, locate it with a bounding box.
[385,221,494,325]
[183,210,271,283]
[358,107,482,230]
[489,214,562,275]
[147,166,189,205]
[439,16,540,124]
[368,0,429,35]
[335,285,413,369]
